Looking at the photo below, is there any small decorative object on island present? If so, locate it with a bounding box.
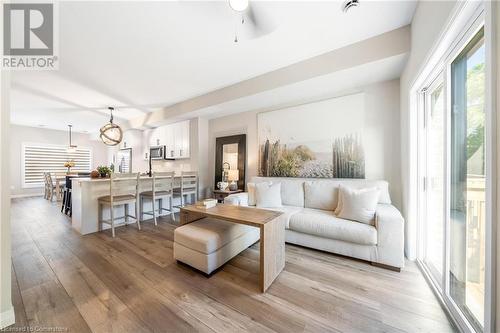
[228,169,239,190]
[97,165,112,178]
[100,107,123,146]
[64,160,75,173]
[90,170,100,179]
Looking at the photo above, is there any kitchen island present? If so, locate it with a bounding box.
[71,176,188,235]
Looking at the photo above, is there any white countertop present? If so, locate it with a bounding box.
[73,174,185,183]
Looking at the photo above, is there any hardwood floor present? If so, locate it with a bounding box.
[9,197,456,333]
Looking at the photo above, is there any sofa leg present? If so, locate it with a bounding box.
[371,262,401,272]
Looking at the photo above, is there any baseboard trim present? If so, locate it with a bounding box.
[370,262,401,272]
[0,306,15,329]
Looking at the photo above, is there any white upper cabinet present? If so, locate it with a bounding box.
[165,125,175,158]
[149,127,164,147]
[145,120,190,159]
[181,120,190,158]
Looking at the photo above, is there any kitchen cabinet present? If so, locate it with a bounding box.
[145,120,190,159]
[149,127,165,147]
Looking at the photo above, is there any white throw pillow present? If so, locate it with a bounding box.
[304,181,339,211]
[336,186,380,225]
[255,182,282,208]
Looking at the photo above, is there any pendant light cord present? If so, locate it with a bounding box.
[108,107,114,124]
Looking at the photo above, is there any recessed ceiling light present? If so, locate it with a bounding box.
[229,0,249,12]
[38,124,46,127]
[342,0,360,13]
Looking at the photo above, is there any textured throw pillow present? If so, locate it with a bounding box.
[336,186,380,225]
[255,182,282,208]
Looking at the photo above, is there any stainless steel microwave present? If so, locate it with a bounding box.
[149,146,166,160]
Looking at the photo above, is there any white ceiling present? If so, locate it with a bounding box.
[10,1,417,133]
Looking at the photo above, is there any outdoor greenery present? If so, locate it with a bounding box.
[466,61,485,174]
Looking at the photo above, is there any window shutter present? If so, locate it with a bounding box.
[22,144,92,188]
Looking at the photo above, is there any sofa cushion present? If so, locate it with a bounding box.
[251,177,304,207]
[256,182,282,208]
[174,218,255,254]
[288,208,377,246]
[265,205,303,229]
[336,186,380,225]
[251,177,391,205]
[304,181,339,211]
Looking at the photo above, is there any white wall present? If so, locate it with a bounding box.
[208,79,402,209]
[399,0,457,258]
[0,72,14,328]
[9,125,110,197]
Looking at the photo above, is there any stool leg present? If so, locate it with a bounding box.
[110,205,115,238]
[125,204,130,227]
[98,203,102,232]
[135,199,141,231]
[171,197,175,222]
[68,191,72,217]
[61,190,66,213]
[153,198,158,226]
[139,196,143,222]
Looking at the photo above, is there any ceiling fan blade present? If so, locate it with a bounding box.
[241,2,277,39]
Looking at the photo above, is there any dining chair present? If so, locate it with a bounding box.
[172,171,198,221]
[45,173,58,202]
[43,172,50,200]
[98,172,141,238]
[139,171,174,225]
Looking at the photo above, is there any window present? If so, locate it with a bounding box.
[449,28,485,330]
[22,144,92,188]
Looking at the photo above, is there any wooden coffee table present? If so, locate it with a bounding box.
[180,204,285,292]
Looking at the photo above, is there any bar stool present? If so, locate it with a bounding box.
[139,171,174,225]
[172,171,198,221]
[98,173,141,238]
[61,175,74,216]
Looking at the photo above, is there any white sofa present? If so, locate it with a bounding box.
[225,177,405,270]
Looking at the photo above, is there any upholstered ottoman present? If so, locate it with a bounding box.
[173,217,260,274]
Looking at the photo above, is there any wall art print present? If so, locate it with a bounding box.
[258,93,365,179]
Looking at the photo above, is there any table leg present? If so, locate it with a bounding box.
[259,215,286,292]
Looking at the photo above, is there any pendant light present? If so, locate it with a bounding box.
[100,107,123,146]
[67,125,77,153]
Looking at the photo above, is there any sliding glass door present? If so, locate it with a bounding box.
[418,24,487,333]
[422,76,446,287]
[449,28,485,331]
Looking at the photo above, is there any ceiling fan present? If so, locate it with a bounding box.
[228,0,277,42]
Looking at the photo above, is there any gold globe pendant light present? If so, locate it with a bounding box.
[100,107,123,146]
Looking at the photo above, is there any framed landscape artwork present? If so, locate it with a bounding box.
[258,93,365,179]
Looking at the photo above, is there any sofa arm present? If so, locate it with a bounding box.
[224,192,249,206]
[375,204,405,268]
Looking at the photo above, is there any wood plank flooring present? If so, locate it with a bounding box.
[8,197,457,333]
